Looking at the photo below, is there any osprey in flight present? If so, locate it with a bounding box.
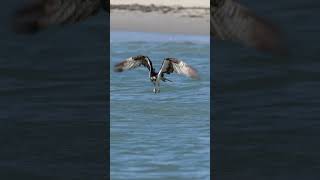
[11,0,285,54]
[114,55,199,93]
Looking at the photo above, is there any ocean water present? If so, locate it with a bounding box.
[110,32,210,179]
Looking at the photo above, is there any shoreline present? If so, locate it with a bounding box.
[110,30,210,37]
[110,1,210,36]
[110,31,210,44]
[110,0,210,8]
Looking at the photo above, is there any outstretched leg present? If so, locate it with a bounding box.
[152,82,160,93]
[152,82,157,93]
[156,82,160,93]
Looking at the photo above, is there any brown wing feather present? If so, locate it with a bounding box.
[12,0,101,34]
[114,55,153,72]
[159,58,199,80]
[211,0,287,55]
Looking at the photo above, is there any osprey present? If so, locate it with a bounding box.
[11,0,285,54]
[114,55,199,93]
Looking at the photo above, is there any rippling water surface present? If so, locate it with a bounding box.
[111,32,210,179]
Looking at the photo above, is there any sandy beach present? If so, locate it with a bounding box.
[110,0,210,35]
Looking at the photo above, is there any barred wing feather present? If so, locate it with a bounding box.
[12,0,101,34]
[211,0,286,54]
[159,58,199,80]
[114,55,153,72]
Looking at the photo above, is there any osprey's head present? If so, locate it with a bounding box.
[150,76,157,82]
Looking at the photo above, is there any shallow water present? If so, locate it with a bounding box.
[110,32,210,179]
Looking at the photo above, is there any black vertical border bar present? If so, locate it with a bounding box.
[106,0,111,179]
[0,1,110,179]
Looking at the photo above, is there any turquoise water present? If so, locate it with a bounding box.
[110,31,210,179]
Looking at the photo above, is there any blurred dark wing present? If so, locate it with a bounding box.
[12,0,101,34]
[211,0,286,54]
[159,58,199,80]
[114,55,153,72]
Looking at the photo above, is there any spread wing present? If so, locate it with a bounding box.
[114,55,153,73]
[211,0,286,54]
[159,58,199,80]
[12,0,102,34]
